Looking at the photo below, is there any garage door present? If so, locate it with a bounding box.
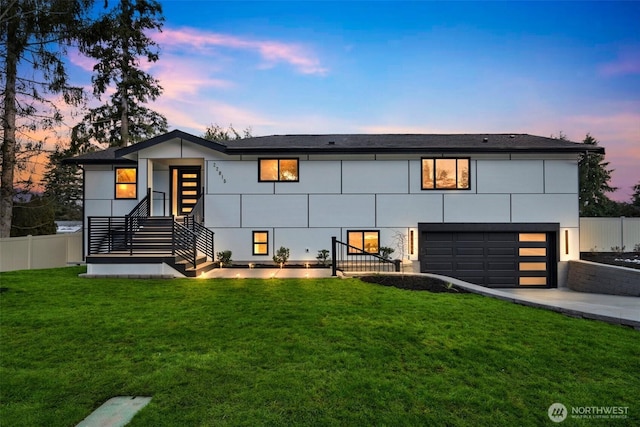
[419,224,557,288]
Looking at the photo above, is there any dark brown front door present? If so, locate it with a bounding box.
[171,167,201,216]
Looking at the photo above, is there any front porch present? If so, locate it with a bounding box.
[86,189,216,277]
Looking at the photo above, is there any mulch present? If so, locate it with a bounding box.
[580,252,640,270]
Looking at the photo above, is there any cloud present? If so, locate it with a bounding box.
[154,27,328,76]
[67,48,95,73]
[598,48,640,77]
[152,54,234,98]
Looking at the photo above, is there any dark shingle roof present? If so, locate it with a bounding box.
[62,147,135,165]
[64,130,604,164]
[225,133,604,154]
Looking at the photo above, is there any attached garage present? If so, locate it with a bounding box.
[419,223,558,288]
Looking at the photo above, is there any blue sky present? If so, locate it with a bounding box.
[68,1,639,201]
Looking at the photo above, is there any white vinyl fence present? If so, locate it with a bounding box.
[0,232,83,272]
[580,217,640,252]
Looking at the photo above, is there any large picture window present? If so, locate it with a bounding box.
[422,158,470,190]
[347,230,380,254]
[259,158,299,182]
[253,231,269,255]
[115,167,137,199]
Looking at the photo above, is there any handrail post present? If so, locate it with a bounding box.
[146,187,151,216]
[331,236,337,276]
[193,237,197,269]
[128,216,133,255]
[171,220,176,257]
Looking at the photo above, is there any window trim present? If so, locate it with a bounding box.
[421,157,471,190]
[252,230,270,256]
[258,158,300,182]
[346,230,380,255]
[114,167,137,199]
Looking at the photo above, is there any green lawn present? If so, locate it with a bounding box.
[1,267,638,426]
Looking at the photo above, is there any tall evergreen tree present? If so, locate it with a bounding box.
[75,0,167,148]
[1,0,92,237]
[42,145,83,220]
[578,134,617,216]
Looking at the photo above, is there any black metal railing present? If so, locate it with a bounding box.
[128,188,152,219]
[331,236,401,276]
[88,216,174,255]
[172,220,199,268]
[189,190,205,224]
[87,190,215,270]
[183,215,215,264]
[88,216,128,254]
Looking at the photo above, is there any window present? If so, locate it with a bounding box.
[421,158,470,190]
[253,231,269,255]
[347,230,380,254]
[115,167,137,199]
[259,159,299,182]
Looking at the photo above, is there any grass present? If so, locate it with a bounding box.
[1,267,638,426]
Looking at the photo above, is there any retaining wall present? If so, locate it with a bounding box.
[567,260,640,296]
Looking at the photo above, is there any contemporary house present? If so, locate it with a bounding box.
[67,129,603,287]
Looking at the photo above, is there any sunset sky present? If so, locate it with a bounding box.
[61,1,639,201]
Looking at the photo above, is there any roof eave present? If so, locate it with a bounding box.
[115,129,227,157]
[226,146,605,155]
[62,157,136,165]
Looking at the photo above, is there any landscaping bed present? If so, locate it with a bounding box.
[580,252,640,270]
[222,263,330,269]
[357,274,469,293]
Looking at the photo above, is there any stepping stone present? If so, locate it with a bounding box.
[76,396,151,427]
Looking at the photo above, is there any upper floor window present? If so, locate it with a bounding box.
[347,230,380,254]
[115,167,137,199]
[259,158,299,182]
[422,158,470,190]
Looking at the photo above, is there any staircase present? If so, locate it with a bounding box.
[87,189,216,277]
[132,217,174,253]
[136,217,216,277]
[87,214,216,278]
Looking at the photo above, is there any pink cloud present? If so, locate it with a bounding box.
[154,27,328,76]
[152,54,234,98]
[599,48,640,77]
[67,48,95,73]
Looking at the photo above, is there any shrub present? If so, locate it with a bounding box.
[610,245,626,255]
[379,246,395,260]
[316,249,330,266]
[273,247,290,266]
[216,250,233,267]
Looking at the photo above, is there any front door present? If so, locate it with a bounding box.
[171,167,201,216]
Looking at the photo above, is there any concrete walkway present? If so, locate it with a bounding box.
[205,269,639,329]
